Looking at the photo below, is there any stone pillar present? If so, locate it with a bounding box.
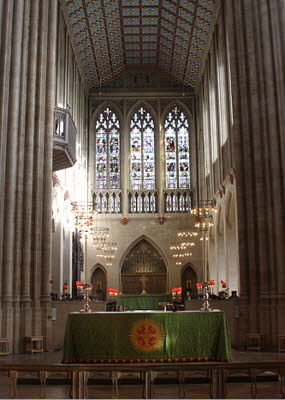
[40,0,58,346]
[225,0,285,347]
[0,0,14,337]
[13,0,31,353]
[20,0,40,347]
[2,0,24,343]
[0,0,58,352]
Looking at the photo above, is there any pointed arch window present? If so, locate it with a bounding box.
[130,106,155,190]
[165,106,190,189]
[95,107,120,189]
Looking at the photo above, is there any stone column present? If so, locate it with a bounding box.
[0,0,14,333]
[20,0,40,345]
[41,0,58,346]
[2,0,24,342]
[225,0,285,347]
[31,0,49,336]
[13,0,31,353]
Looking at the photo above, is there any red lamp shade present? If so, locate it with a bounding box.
[63,284,68,289]
[76,281,84,287]
[222,282,227,288]
[171,288,176,293]
[177,287,182,292]
[88,285,93,289]
[108,288,119,293]
[196,283,203,288]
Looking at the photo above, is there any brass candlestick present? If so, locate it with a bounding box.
[200,284,212,312]
[80,284,93,313]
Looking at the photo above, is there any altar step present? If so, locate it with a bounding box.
[15,373,278,385]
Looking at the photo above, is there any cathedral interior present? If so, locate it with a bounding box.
[0,0,284,398]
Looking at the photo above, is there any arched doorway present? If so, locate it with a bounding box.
[121,239,167,294]
[181,264,198,299]
[91,265,107,300]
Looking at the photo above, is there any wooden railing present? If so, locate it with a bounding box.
[0,360,285,399]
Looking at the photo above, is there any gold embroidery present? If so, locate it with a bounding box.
[129,319,164,353]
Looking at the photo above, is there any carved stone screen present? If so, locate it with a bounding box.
[121,239,167,294]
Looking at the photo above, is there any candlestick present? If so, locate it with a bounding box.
[200,284,212,312]
[80,284,93,313]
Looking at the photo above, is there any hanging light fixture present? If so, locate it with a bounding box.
[191,200,217,231]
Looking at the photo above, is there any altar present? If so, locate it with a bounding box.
[118,294,172,310]
[63,310,232,364]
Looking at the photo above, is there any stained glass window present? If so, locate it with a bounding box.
[95,107,120,189]
[130,107,155,189]
[165,107,190,189]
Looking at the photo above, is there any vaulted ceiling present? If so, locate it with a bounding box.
[64,0,219,91]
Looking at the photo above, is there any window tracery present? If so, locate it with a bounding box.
[95,107,120,189]
[165,106,190,189]
[130,106,155,190]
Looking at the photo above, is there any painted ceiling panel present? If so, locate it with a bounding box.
[64,0,218,90]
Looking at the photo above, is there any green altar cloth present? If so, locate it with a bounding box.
[63,311,232,363]
[118,294,172,310]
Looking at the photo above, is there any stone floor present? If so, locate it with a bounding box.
[0,349,285,399]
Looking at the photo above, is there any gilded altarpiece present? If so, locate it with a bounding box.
[121,239,167,294]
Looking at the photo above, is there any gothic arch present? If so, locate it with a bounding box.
[90,102,122,191]
[181,263,199,298]
[90,263,108,278]
[91,101,123,127]
[162,101,192,190]
[181,262,199,278]
[161,99,193,122]
[127,102,158,190]
[120,234,168,269]
[90,264,107,300]
[120,236,167,294]
[126,100,158,127]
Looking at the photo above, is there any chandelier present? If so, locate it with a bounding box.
[170,241,195,250]
[71,201,111,243]
[177,231,199,238]
[190,200,217,231]
[72,201,96,238]
[170,199,216,253]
